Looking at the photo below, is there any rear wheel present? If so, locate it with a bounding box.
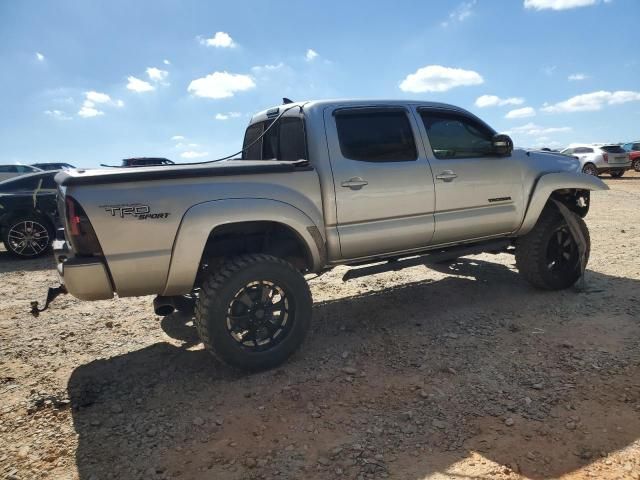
[610,170,624,178]
[194,254,312,370]
[515,207,590,290]
[582,163,598,176]
[2,215,53,258]
[633,158,640,172]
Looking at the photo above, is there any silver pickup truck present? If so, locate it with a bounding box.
[52,99,607,370]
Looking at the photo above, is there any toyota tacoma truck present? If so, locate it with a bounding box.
[51,99,608,370]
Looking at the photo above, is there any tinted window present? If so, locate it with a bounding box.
[561,148,574,155]
[335,110,417,162]
[15,165,36,173]
[0,165,18,173]
[633,143,640,151]
[242,117,307,161]
[0,175,57,192]
[573,147,593,154]
[601,145,626,154]
[421,111,494,159]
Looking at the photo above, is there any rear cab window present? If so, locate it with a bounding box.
[242,117,307,161]
[334,109,417,162]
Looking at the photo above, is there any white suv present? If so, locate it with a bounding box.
[0,164,42,182]
[561,144,631,178]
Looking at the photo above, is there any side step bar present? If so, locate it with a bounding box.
[342,239,511,281]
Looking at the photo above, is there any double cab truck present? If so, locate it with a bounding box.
[52,99,607,370]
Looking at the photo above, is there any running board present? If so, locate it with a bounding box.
[342,239,511,282]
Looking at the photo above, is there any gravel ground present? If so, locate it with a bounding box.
[1,172,640,480]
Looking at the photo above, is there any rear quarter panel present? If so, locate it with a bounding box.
[66,170,323,297]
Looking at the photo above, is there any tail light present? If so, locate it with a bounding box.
[64,196,103,256]
[603,153,609,163]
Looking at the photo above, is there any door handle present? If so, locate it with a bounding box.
[436,170,458,182]
[341,177,368,189]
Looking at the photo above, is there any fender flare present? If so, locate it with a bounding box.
[161,198,325,296]
[515,172,608,236]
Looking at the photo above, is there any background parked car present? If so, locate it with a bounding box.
[0,171,59,258]
[0,164,42,182]
[31,162,76,171]
[561,144,630,177]
[121,157,175,167]
[622,141,640,172]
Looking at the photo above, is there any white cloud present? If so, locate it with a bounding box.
[76,91,122,118]
[441,0,477,27]
[127,76,155,93]
[215,112,242,120]
[36,52,45,61]
[187,71,255,99]
[524,0,597,10]
[541,90,640,113]
[475,95,525,108]
[146,67,169,82]
[85,91,111,104]
[78,104,104,118]
[171,135,185,141]
[509,122,572,135]
[505,106,536,119]
[163,59,171,65]
[201,31,235,48]
[44,110,72,120]
[181,151,209,159]
[568,73,588,81]
[399,65,483,93]
[251,62,285,73]
[305,49,319,61]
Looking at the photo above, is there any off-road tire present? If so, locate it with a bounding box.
[2,214,54,259]
[194,254,312,371]
[515,206,590,290]
[633,158,640,172]
[610,170,624,178]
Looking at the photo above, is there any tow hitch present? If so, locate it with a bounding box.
[30,284,67,317]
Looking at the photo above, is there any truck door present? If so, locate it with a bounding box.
[324,106,436,260]
[415,107,524,245]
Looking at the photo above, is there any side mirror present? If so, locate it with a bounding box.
[492,134,513,156]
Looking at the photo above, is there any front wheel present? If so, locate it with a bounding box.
[194,254,312,370]
[515,207,590,290]
[633,158,640,172]
[610,170,624,178]
[2,215,53,258]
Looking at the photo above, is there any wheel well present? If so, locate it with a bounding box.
[195,221,312,285]
[548,189,590,217]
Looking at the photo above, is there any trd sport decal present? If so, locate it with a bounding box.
[100,204,170,220]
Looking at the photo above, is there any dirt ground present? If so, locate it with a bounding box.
[1,171,640,480]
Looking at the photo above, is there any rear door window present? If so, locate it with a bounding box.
[573,147,593,154]
[334,109,417,162]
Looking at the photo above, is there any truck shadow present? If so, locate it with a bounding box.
[0,249,57,273]
[67,259,640,479]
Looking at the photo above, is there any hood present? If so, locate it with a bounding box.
[523,149,580,173]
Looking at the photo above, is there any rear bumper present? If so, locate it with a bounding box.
[53,240,114,300]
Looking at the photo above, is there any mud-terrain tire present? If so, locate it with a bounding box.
[194,254,312,371]
[610,170,624,178]
[515,207,590,290]
[2,215,54,258]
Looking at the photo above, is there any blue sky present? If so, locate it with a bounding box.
[1,0,639,167]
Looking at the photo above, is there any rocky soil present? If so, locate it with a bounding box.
[1,172,640,480]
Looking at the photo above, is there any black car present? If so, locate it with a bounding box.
[31,162,75,171]
[0,171,59,258]
[121,157,175,167]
